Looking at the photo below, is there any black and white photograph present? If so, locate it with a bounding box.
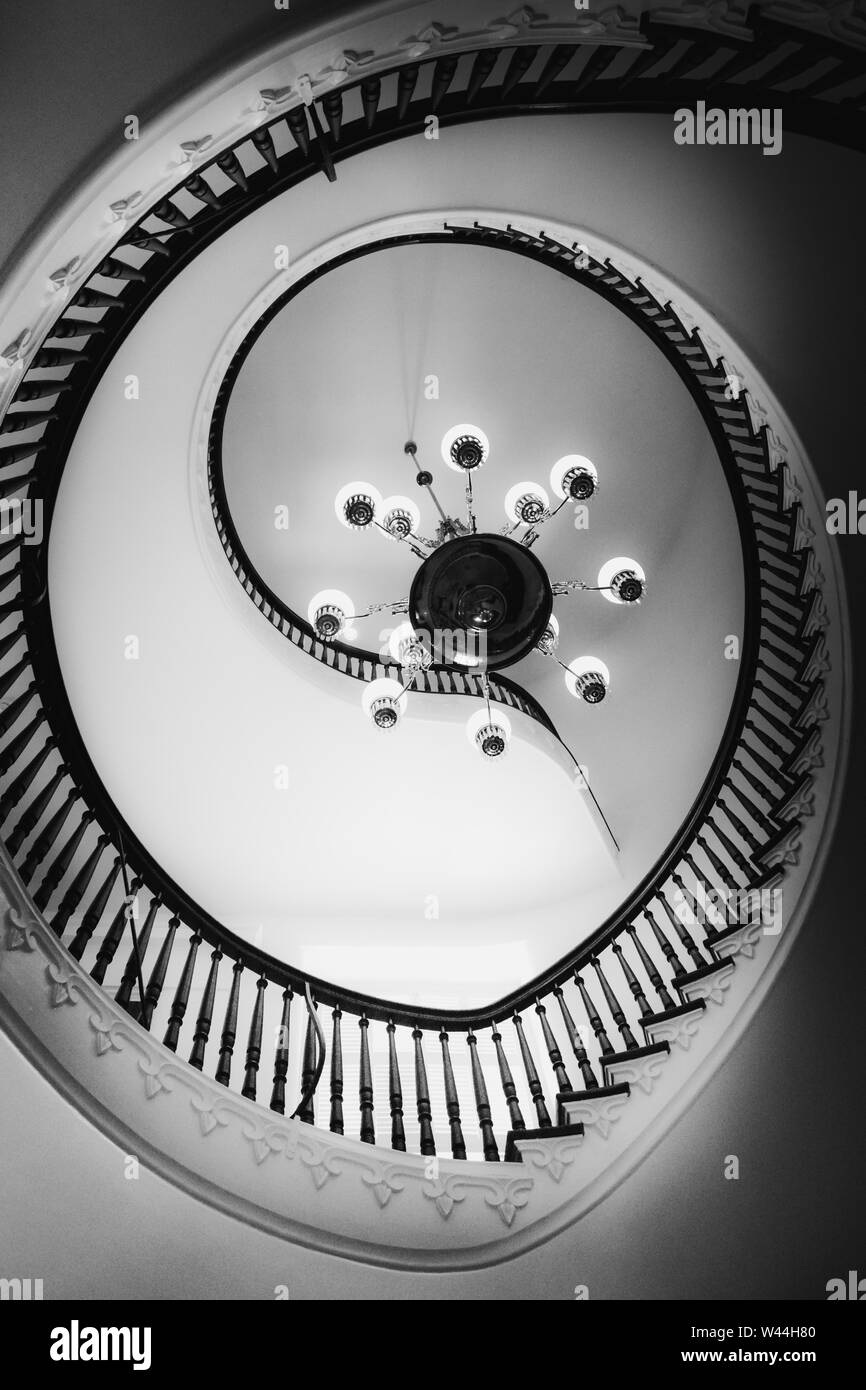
[0,0,864,1347]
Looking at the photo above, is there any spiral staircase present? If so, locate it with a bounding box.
[0,0,856,1274]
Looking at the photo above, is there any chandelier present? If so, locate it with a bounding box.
[310,425,646,760]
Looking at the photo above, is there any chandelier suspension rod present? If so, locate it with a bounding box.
[404,441,450,526]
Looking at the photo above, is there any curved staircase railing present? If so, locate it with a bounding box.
[0,8,840,1161]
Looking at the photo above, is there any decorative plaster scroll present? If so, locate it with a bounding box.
[709,921,764,961]
[644,1007,705,1049]
[605,1048,671,1095]
[679,961,736,1005]
[765,0,866,48]
[560,1089,630,1138]
[654,1,755,39]
[515,1133,585,1181]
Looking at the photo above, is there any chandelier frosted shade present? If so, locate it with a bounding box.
[380,495,421,540]
[550,454,598,502]
[307,588,355,641]
[466,706,512,758]
[441,423,490,472]
[388,621,431,671]
[504,481,550,525]
[598,556,646,603]
[334,481,383,530]
[362,677,408,729]
[536,613,560,655]
[565,655,611,703]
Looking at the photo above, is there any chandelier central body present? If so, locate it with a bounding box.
[409,532,554,671]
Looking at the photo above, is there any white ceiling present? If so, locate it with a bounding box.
[48,120,744,1008]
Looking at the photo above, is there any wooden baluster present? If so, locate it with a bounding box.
[396,64,420,120]
[329,1005,344,1133]
[287,106,312,157]
[241,974,267,1100]
[297,1006,317,1124]
[189,946,222,1065]
[643,906,688,979]
[574,973,615,1056]
[183,172,223,210]
[51,831,111,938]
[150,199,193,230]
[591,954,638,1050]
[270,987,292,1113]
[571,41,623,94]
[439,1029,467,1159]
[0,733,54,817]
[90,874,144,983]
[250,125,279,173]
[533,44,575,99]
[162,932,202,1051]
[535,998,573,1091]
[0,565,23,601]
[500,45,540,98]
[140,915,179,1030]
[620,33,678,87]
[492,1026,526,1131]
[553,984,599,1088]
[466,48,501,103]
[625,923,675,1011]
[429,54,459,112]
[6,762,67,855]
[95,257,149,282]
[386,1020,406,1152]
[719,790,763,855]
[34,809,94,910]
[0,651,31,700]
[15,380,75,400]
[115,895,161,1011]
[215,958,244,1086]
[71,286,121,310]
[216,149,249,192]
[512,1013,552,1127]
[0,680,36,739]
[0,440,41,466]
[0,619,23,663]
[467,1031,499,1161]
[68,853,121,961]
[662,877,706,968]
[19,786,77,881]
[0,709,45,774]
[360,77,381,129]
[612,940,653,1019]
[321,89,343,143]
[358,1014,376,1144]
[412,1027,436,1156]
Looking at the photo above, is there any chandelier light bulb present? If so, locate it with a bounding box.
[565,655,611,704]
[597,556,646,604]
[441,423,490,473]
[536,614,560,656]
[307,588,355,642]
[550,454,598,502]
[362,677,408,730]
[504,481,550,526]
[334,480,383,530]
[388,621,431,672]
[466,706,512,759]
[379,495,421,540]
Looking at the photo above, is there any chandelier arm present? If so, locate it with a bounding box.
[551,579,595,596]
[466,472,477,535]
[348,598,409,620]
